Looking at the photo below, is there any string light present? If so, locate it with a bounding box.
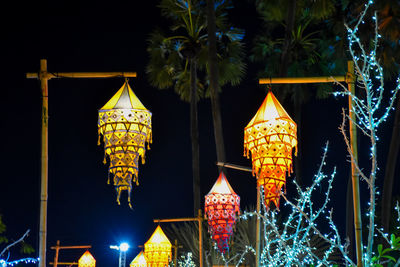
[0,258,39,266]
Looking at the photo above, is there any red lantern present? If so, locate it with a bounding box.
[204,172,240,253]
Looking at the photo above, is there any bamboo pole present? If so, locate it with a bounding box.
[255,185,261,267]
[26,59,137,267]
[50,240,91,267]
[347,61,363,266]
[153,209,204,267]
[259,76,346,84]
[259,60,362,266]
[26,72,137,79]
[39,59,49,267]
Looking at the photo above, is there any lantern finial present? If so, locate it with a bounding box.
[98,81,152,208]
[78,251,96,267]
[244,90,297,209]
[205,172,240,253]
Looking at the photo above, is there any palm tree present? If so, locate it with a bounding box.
[206,0,225,172]
[146,0,245,216]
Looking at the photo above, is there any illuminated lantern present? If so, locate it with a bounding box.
[244,90,297,209]
[144,225,172,267]
[130,250,147,267]
[205,172,240,253]
[78,251,96,267]
[98,81,152,208]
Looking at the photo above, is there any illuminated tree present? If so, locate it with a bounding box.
[0,216,38,266]
[231,0,400,265]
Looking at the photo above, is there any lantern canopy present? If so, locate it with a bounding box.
[204,172,240,253]
[144,225,172,267]
[130,250,147,267]
[98,81,152,208]
[244,90,297,209]
[78,251,96,267]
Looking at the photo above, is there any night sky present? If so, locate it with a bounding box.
[1,0,398,266]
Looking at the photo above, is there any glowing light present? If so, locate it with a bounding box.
[98,81,152,208]
[120,243,130,252]
[244,90,297,209]
[204,172,240,253]
[144,225,172,266]
[129,251,147,267]
[78,251,96,267]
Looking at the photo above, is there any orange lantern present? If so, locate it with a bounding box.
[98,81,152,208]
[205,172,240,253]
[130,250,147,267]
[144,225,172,267]
[244,90,297,209]
[78,251,96,267]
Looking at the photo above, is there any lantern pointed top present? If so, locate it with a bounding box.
[246,90,294,127]
[100,81,148,110]
[207,172,237,195]
[78,250,95,267]
[130,250,147,267]
[145,225,171,246]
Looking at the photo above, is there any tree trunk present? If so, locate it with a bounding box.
[279,0,297,77]
[278,0,300,185]
[206,0,227,173]
[190,58,201,217]
[381,96,400,232]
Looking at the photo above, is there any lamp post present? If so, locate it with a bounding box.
[26,59,137,267]
[110,243,130,267]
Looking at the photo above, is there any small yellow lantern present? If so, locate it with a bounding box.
[144,225,172,267]
[130,250,147,267]
[98,81,152,208]
[244,90,297,209]
[78,251,96,267]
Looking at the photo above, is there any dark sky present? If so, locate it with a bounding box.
[1,0,398,266]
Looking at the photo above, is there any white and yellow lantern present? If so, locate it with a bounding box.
[144,225,172,267]
[98,81,152,208]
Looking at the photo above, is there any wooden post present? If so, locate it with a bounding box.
[174,240,178,267]
[26,59,137,267]
[39,59,49,267]
[49,241,91,266]
[255,185,261,267]
[53,240,60,267]
[198,209,203,267]
[347,61,363,266]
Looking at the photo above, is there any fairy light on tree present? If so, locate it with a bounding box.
[231,0,400,265]
[0,229,39,267]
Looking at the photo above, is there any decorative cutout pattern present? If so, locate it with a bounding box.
[205,172,240,253]
[98,82,152,208]
[244,91,297,209]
